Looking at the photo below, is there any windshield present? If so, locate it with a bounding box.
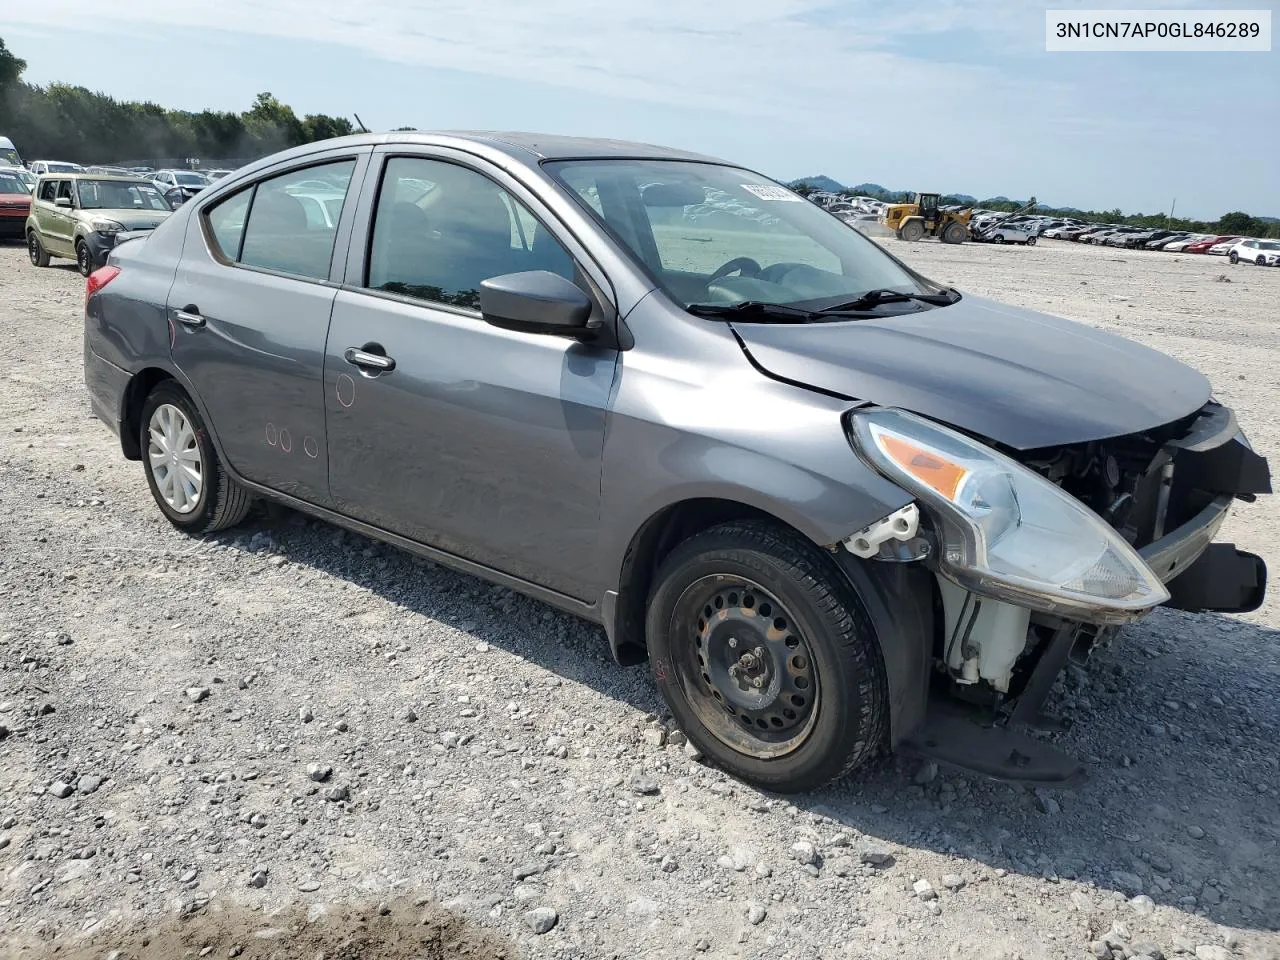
[173,172,207,186]
[1,149,20,165]
[76,179,170,211]
[0,173,27,194]
[545,159,935,310]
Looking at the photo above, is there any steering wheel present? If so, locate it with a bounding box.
[708,257,762,282]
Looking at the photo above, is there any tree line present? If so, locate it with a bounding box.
[0,36,356,166]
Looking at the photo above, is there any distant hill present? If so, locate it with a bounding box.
[850,183,888,195]
[791,175,845,193]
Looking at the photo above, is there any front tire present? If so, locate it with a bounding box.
[27,231,50,267]
[139,381,254,534]
[76,240,93,277]
[1026,235,1037,246]
[646,521,887,793]
[899,219,925,242]
[1229,252,1239,264]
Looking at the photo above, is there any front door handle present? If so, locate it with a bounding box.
[344,347,396,373]
[174,308,205,328]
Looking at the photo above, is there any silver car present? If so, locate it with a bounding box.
[83,133,1270,792]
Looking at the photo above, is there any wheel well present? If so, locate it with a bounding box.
[119,368,174,460]
[610,498,807,666]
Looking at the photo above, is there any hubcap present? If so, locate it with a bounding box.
[147,403,203,514]
[671,577,819,758]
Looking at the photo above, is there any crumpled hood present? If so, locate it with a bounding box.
[88,208,170,231]
[731,293,1211,450]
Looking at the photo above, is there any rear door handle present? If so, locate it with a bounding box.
[344,347,396,373]
[174,308,205,328]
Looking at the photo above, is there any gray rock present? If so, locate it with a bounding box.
[179,868,198,882]
[1200,885,1222,905]
[1132,942,1164,960]
[926,900,942,916]
[525,906,558,934]
[660,855,678,873]
[1194,948,1230,960]
[1111,871,1144,896]
[186,687,210,703]
[513,863,543,881]
[1091,941,1114,959]
[1187,825,1205,840]
[299,706,314,723]
[666,729,687,747]
[77,775,102,794]
[324,785,349,802]
[400,707,418,723]
[683,740,704,761]
[1129,895,1156,916]
[859,846,894,867]
[307,763,333,783]
[913,879,937,901]
[914,760,939,785]
[829,855,856,877]
[941,873,966,891]
[297,880,321,892]
[642,728,666,748]
[790,840,818,866]
[1,816,15,829]
[49,780,74,799]
[248,871,268,888]
[632,775,660,796]
[0,837,9,851]
[1034,788,1061,815]
[747,903,767,925]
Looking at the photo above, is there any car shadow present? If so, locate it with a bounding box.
[214,504,1279,934]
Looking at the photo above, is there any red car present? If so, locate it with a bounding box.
[0,169,31,240]
[1183,235,1237,254]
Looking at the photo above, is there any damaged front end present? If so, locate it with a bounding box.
[845,401,1270,785]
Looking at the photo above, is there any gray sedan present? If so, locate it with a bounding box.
[83,132,1269,792]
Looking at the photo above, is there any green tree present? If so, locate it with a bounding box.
[1217,211,1265,236]
[0,36,25,87]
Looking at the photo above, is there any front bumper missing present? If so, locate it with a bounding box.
[902,406,1269,787]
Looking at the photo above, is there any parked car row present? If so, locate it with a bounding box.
[1037,223,1277,262]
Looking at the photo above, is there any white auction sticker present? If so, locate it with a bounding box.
[740,184,804,202]
[1046,9,1270,51]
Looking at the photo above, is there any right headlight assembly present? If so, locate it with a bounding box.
[848,407,1170,622]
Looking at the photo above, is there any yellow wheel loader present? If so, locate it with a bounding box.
[880,192,972,244]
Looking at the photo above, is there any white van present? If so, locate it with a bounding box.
[0,137,23,168]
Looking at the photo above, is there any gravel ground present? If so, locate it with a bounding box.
[1,237,1277,960]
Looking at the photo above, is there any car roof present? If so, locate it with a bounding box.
[36,172,152,183]
[243,131,729,167]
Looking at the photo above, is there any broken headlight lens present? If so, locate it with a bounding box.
[848,407,1170,621]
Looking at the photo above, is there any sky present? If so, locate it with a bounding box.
[2,1,1277,219]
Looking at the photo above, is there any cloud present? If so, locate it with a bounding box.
[4,0,1048,123]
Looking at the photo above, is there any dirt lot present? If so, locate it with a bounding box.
[1,237,1277,960]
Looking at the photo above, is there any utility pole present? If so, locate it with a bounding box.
[1169,198,1176,220]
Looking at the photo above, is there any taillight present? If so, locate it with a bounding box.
[85,265,121,308]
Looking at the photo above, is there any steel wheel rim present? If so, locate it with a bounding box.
[147,403,203,514]
[670,576,819,759]
[77,245,90,275]
[28,234,40,264]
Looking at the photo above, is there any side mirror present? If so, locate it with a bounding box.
[479,271,593,336]
[55,196,73,208]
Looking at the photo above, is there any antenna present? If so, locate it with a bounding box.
[353,113,370,134]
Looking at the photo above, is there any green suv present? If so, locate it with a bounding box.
[26,173,171,275]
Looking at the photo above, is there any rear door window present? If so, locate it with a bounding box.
[229,160,356,280]
[205,188,253,262]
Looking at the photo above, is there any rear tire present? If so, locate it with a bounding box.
[993,234,1005,244]
[139,381,254,535]
[1026,236,1037,246]
[27,231,50,267]
[76,240,93,277]
[645,520,887,793]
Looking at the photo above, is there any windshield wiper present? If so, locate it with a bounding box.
[815,287,960,314]
[686,301,820,323]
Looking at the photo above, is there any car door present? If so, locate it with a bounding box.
[324,149,618,600]
[167,148,371,504]
[46,179,78,255]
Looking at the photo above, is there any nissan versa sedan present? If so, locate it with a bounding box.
[82,133,1270,792]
